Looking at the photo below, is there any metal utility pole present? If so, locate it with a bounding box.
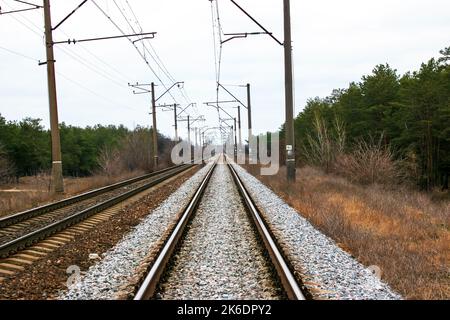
[151,82,158,169]
[283,0,296,182]
[44,0,64,193]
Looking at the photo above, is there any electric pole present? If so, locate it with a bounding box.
[129,81,183,168]
[246,83,253,162]
[151,82,158,169]
[174,104,179,141]
[44,0,64,193]
[202,131,205,164]
[234,118,238,162]
[283,0,296,182]
[187,116,191,145]
[237,105,242,148]
[195,127,198,148]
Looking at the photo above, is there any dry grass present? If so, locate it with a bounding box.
[245,165,449,300]
[0,171,145,217]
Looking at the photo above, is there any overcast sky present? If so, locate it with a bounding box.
[0,0,449,141]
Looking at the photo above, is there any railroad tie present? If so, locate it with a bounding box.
[0,262,25,271]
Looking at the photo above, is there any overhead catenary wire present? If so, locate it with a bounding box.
[0,0,42,37]
[2,1,199,133]
[0,44,39,62]
[1,1,133,89]
[54,45,129,90]
[0,2,139,111]
[123,0,190,103]
[0,41,137,112]
[56,71,138,112]
[91,0,164,85]
[112,0,175,84]
[210,0,230,135]
[96,0,179,105]
[126,0,193,107]
[115,0,194,110]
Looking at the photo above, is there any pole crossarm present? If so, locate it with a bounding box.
[222,32,272,45]
[217,83,247,109]
[205,102,235,120]
[0,0,42,15]
[177,103,196,118]
[132,36,155,44]
[229,0,283,46]
[201,127,221,135]
[52,0,88,30]
[204,100,238,105]
[190,116,206,126]
[220,117,234,124]
[53,32,157,45]
[158,103,178,112]
[156,81,184,102]
[179,116,205,124]
[128,82,151,94]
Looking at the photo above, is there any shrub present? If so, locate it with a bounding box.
[334,136,400,185]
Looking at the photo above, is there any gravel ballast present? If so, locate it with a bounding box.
[232,163,402,300]
[158,164,283,300]
[0,170,184,246]
[62,162,214,300]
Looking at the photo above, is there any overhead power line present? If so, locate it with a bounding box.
[92,0,180,105]
[0,1,134,89]
[0,44,38,62]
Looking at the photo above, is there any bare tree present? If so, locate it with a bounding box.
[97,146,124,177]
[119,128,152,172]
[0,144,14,183]
[303,111,346,173]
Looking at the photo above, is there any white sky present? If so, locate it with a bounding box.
[0,0,449,141]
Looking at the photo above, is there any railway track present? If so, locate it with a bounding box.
[0,164,196,280]
[134,156,306,300]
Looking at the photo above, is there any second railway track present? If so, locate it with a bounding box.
[0,164,196,276]
[134,156,306,300]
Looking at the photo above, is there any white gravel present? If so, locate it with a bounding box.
[232,163,402,300]
[159,164,283,300]
[61,161,215,300]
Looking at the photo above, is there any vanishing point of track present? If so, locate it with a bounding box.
[134,156,306,300]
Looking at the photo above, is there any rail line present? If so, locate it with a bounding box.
[0,164,196,278]
[134,156,306,300]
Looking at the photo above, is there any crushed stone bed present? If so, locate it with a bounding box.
[158,164,283,300]
[232,164,402,300]
[62,162,214,300]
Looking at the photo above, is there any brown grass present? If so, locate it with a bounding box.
[0,171,145,217]
[244,165,449,300]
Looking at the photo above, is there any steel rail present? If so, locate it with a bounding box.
[0,164,188,229]
[134,161,218,300]
[0,164,195,258]
[226,160,306,300]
